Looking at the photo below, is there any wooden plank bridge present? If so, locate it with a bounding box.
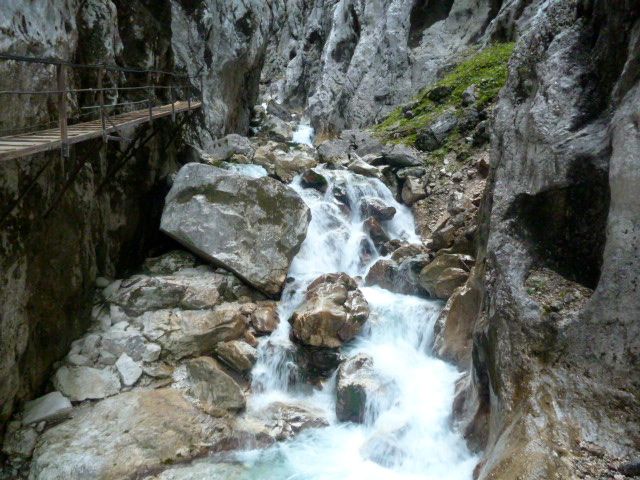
[0,100,201,161]
[0,53,202,162]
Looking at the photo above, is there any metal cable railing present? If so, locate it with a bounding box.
[0,52,203,156]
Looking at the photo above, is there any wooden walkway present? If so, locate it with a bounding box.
[0,100,201,161]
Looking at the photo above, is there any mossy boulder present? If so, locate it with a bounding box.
[160,163,311,297]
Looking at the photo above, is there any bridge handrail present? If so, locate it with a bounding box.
[0,52,204,152]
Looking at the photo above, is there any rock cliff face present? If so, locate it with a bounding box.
[451,1,640,478]
[262,0,508,132]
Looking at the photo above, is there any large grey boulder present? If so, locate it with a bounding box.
[28,389,232,480]
[160,163,310,297]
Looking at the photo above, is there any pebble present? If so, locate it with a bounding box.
[142,343,162,363]
[115,353,142,386]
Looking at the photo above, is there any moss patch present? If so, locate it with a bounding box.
[373,42,515,162]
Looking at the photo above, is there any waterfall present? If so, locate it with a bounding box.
[242,167,477,479]
[292,121,315,145]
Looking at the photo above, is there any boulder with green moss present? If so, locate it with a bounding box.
[161,163,311,297]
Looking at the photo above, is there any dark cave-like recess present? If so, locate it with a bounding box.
[508,161,610,289]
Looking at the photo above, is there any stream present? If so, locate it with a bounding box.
[204,125,477,479]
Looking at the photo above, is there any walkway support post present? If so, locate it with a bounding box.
[147,72,153,124]
[170,85,175,122]
[56,63,69,157]
[98,67,106,142]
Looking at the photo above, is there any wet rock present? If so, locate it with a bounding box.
[364,259,418,296]
[396,166,426,180]
[360,429,406,468]
[2,421,38,459]
[418,254,473,299]
[53,366,121,402]
[290,273,369,348]
[294,346,343,381]
[29,389,228,480]
[331,183,349,205]
[184,356,245,415]
[258,401,329,441]
[115,354,142,387]
[161,163,310,296]
[372,145,422,168]
[415,110,458,152]
[142,250,200,275]
[139,304,248,360]
[348,158,382,179]
[336,353,392,423]
[363,217,391,249]
[250,301,280,336]
[317,137,350,166]
[215,340,257,374]
[365,259,400,291]
[22,391,72,426]
[261,114,293,142]
[300,168,328,193]
[401,177,427,206]
[433,279,481,368]
[208,134,255,162]
[359,197,396,221]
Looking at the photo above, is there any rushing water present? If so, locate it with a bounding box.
[291,121,315,146]
[206,166,476,480]
[175,125,476,477]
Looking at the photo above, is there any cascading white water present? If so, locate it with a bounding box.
[291,121,315,145]
[237,167,478,479]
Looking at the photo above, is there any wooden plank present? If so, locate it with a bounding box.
[0,101,201,161]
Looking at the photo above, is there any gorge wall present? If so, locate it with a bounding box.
[451,1,640,478]
[2,0,640,478]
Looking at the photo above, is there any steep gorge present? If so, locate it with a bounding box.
[1,1,639,479]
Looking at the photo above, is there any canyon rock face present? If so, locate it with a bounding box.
[450,2,640,478]
[262,0,514,132]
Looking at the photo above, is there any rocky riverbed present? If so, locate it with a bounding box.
[1,104,492,479]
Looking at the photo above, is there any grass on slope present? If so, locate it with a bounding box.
[374,42,515,149]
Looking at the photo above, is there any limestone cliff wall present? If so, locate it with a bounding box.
[262,0,512,133]
[455,1,640,477]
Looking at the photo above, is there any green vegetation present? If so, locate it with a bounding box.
[373,42,515,158]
